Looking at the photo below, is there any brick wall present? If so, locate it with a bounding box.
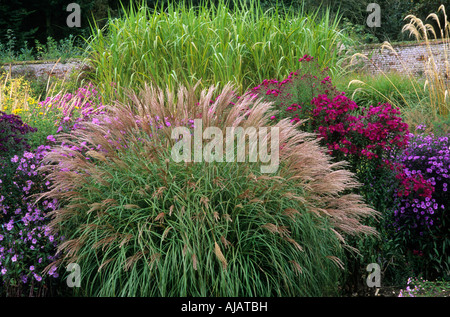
[352,40,450,77]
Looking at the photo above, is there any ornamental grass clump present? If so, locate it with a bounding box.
[39,83,377,297]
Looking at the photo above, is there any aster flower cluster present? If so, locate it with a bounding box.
[392,126,449,234]
[398,277,425,297]
[384,126,450,278]
[0,84,105,295]
[0,145,61,293]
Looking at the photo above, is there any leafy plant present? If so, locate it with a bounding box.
[86,0,351,102]
[34,35,84,62]
[390,126,450,280]
[0,111,37,160]
[38,82,378,297]
[398,276,450,297]
[347,5,450,131]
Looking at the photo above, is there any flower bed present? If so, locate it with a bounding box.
[0,56,448,296]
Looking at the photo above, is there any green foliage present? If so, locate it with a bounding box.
[0,33,85,63]
[39,83,378,297]
[431,114,450,136]
[0,2,38,47]
[60,149,344,296]
[34,35,85,61]
[336,71,429,110]
[341,18,379,44]
[342,159,410,290]
[86,0,351,102]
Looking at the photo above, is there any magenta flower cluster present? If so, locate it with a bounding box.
[311,95,409,159]
[39,83,106,134]
[249,57,410,163]
[250,55,337,125]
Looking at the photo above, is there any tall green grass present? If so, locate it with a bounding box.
[344,5,450,132]
[86,0,351,102]
[335,71,429,109]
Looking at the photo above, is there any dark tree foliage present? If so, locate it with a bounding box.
[0,0,121,48]
[0,0,448,49]
[0,0,38,46]
[252,0,449,43]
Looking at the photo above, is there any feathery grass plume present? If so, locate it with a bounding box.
[39,82,377,296]
[346,5,450,131]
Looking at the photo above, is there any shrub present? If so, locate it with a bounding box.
[390,126,450,279]
[38,83,377,297]
[250,55,339,128]
[249,57,413,292]
[0,111,37,160]
[0,145,62,296]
